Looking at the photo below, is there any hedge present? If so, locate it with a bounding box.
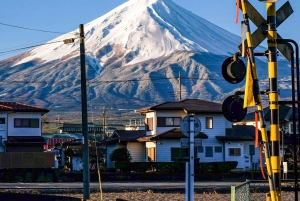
[114,161,237,173]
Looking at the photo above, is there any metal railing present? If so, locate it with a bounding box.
[231,180,300,201]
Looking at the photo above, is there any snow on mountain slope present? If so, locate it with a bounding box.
[13,0,241,67]
[1,0,291,115]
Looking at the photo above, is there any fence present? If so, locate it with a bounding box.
[0,152,54,168]
[231,180,300,201]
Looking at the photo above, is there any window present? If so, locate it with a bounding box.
[229,148,241,156]
[171,148,197,161]
[0,118,5,124]
[157,117,182,127]
[165,117,181,126]
[197,146,204,153]
[215,146,222,153]
[205,146,213,157]
[206,117,213,129]
[14,118,39,128]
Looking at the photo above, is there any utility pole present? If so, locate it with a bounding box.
[63,24,90,200]
[56,114,60,133]
[178,71,182,101]
[102,105,106,138]
[79,24,90,200]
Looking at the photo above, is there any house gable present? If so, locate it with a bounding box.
[0,102,49,153]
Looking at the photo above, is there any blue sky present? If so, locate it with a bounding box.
[0,0,299,61]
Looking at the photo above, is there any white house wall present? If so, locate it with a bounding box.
[197,143,224,163]
[0,113,7,152]
[146,142,156,148]
[196,114,225,163]
[148,111,229,164]
[225,142,245,169]
[225,119,233,129]
[8,113,42,136]
[127,142,145,162]
[156,139,180,162]
[243,141,260,169]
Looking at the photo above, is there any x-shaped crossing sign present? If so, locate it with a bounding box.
[238,1,294,61]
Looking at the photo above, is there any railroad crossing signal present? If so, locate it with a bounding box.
[238,1,293,61]
[221,56,246,84]
[222,95,247,122]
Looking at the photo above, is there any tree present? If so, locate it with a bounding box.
[110,147,132,162]
[286,145,300,169]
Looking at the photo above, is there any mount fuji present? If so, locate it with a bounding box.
[0,0,291,116]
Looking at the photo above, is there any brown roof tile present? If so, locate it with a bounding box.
[150,128,208,139]
[0,102,49,113]
[106,130,146,143]
[137,99,222,114]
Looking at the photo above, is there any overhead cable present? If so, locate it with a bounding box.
[0,22,66,34]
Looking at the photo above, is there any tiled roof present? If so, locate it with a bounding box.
[47,138,76,147]
[0,102,49,113]
[216,135,255,141]
[137,99,222,114]
[5,136,46,144]
[216,125,258,141]
[106,130,146,143]
[243,104,297,121]
[149,128,208,139]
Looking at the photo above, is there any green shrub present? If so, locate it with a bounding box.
[110,147,132,162]
[25,172,32,182]
[199,161,238,173]
[217,161,238,172]
[45,173,53,182]
[37,173,46,182]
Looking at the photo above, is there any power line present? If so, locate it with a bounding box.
[0,77,294,84]
[0,39,71,55]
[0,22,66,34]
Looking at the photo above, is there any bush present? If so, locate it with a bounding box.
[110,147,132,162]
[199,161,238,173]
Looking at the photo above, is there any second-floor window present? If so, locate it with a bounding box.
[14,118,39,128]
[0,118,5,124]
[206,117,213,129]
[157,117,181,127]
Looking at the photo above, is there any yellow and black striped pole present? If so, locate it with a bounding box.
[265,2,282,200]
[240,1,280,200]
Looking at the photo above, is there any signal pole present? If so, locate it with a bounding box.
[240,0,276,199]
[265,2,281,200]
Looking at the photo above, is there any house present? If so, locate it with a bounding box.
[0,102,54,168]
[106,130,146,168]
[236,102,299,165]
[107,99,261,170]
[0,102,49,152]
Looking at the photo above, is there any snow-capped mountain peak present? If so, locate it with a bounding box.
[14,0,240,67]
